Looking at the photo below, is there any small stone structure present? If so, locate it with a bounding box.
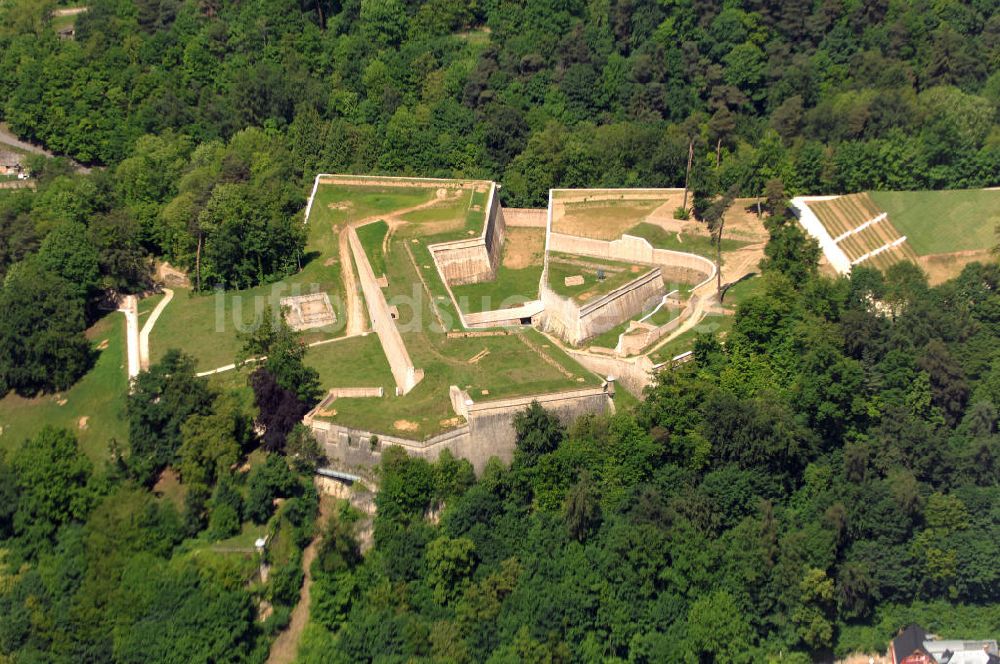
[564,275,585,287]
[279,292,336,330]
[428,182,507,286]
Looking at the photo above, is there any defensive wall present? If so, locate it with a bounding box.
[462,300,545,329]
[563,350,656,397]
[616,296,698,356]
[428,182,506,286]
[309,384,613,473]
[790,196,852,274]
[503,207,547,228]
[348,224,424,395]
[547,232,716,286]
[540,268,666,345]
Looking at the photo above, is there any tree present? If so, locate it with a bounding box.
[9,427,94,554]
[684,590,754,663]
[563,471,601,542]
[249,368,311,453]
[177,393,249,486]
[426,536,477,605]
[0,261,91,396]
[126,349,216,483]
[512,401,564,464]
[701,185,738,296]
[238,306,321,405]
[245,454,299,523]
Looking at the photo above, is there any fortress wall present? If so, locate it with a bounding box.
[328,387,385,399]
[310,385,612,473]
[617,297,697,356]
[541,269,666,345]
[548,232,716,285]
[791,196,852,274]
[563,351,656,398]
[429,182,506,286]
[348,226,423,395]
[503,208,548,228]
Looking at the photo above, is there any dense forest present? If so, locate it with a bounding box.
[1,0,999,661]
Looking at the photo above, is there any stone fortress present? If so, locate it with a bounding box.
[301,175,728,474]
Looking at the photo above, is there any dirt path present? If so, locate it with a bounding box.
[267,489,334,664]
[138,288,173,371]
[0,123,90,173]
[52,6,88,16]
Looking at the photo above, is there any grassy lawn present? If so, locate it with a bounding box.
[587,300,682,350]
[547,253,649,303]
[450,264,543,313]
[306,335,394,390]
[357,220,388,276]
[0,312,128,464]
[316,236,600,439]
[627,223,750,258]
[554,198,662,239]
[721,275,764,309]
[309,183,435,227]
[400,188,473,225]
[152,198,349,372]
[868,189,1000,255]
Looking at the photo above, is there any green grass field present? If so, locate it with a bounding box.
[357,220,388,276]
[0,312,128,463]
[310,183,435,227]
[868,190,1000,255]
[587,300,682,350]
[546,253,649,303]
[151,195,351,371]
[721,275,764,309]
[450,264,543,314]
[626,223,750,258]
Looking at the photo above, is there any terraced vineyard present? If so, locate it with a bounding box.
[808,193,919,271]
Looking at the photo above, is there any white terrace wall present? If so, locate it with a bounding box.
[541,268,666,345]
[348,225,423,395]
[548,232,716,286]
[310,385,612,473]
[790,196,852,274]
[564,350,656,398]
[429,182,507,286]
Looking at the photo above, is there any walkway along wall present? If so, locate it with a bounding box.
[428,182,506,286]
[348,225,424,395]
[616,296,698,356]
[309,384,613,473]
[540,268,666,345]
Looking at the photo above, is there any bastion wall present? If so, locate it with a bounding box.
[310,385,613,473]
[348,225,423,395]
[540,268,666,345]
[428,182,507,286]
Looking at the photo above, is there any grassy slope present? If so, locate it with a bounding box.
[356,220,388,276]
[868,190,1000,255]
[0,312,128,463]
[450,264,543,314]
[627,223,749,258]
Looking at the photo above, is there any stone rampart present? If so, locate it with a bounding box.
[462,300,545,328]
[564,350,656,398]
[503,208,547,228]
[429,182,506,286]
[348,225,423,395]
[541,268,666,345]
[310,384,612,473]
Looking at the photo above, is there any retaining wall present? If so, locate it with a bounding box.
[310,385,613,472]
[564,351,656,398]
[503,208,547,228]
[462,300,545,328]
[347,225,423,395]
[541,268,666,345]
[428,182,506,286]
[790,196,851,274]
[548,232,715,286]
